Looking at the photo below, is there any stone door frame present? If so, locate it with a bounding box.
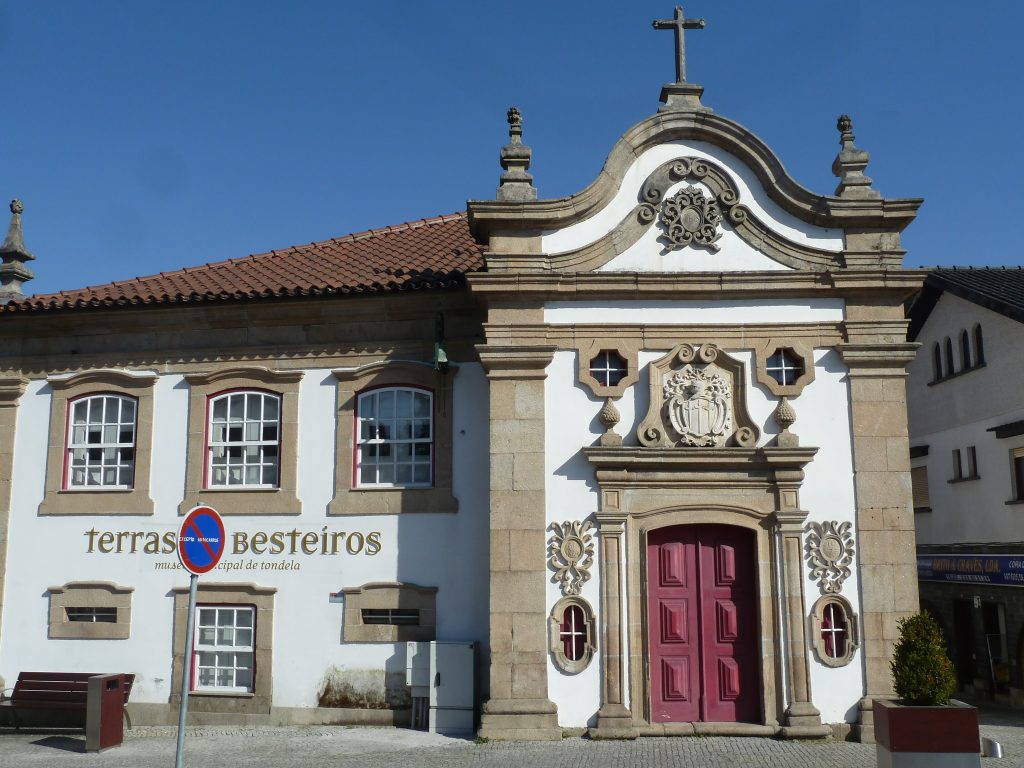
[584,446,831,738]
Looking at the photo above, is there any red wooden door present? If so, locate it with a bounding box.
[648,525,759,723]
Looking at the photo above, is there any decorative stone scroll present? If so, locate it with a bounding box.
[636,157,749,255]
[804,520,855,594]
[637,343,759,448]
[547,520,595,596]
[659,186,723,252]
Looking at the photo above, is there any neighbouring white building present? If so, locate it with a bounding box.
[907,267,1024,707]
[0,10,925,742]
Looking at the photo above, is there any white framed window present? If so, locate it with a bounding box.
[810,595,858,667]
[207,390,280,488]
[356,387,433,487]
[66,394,137,489]
[194,605,255,693]
[548,596,596,674]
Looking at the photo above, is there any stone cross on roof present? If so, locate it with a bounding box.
[653,5,705,84]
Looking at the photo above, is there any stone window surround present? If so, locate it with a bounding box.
[39,369,158,517]
[179,367,303,517]
[576,340,640,398]
[809,594,859,668]
[341,582,437,643]
[754,339,815,398]
[331,361,458,516]
[549,595,596,674]
[47,581,133,640]
[171,582,275,715]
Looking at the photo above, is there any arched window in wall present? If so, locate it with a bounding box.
[960,330,972,370]
[974,324,985,366]
[944,337,955,377]
[932,343,943,381]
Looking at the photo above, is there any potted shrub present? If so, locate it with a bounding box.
[873,612,980,767]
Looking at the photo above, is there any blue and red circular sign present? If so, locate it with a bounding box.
[177,505,226,575]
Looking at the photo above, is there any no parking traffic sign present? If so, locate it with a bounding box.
[177,505,225,575]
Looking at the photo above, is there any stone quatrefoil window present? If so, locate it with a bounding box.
[549,596,596,674]
[754,342,814,399]
[810,595,858,668]
[766,349,803,386]
[589,351,628,388]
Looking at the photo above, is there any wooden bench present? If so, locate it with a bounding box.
[0,672,135,731]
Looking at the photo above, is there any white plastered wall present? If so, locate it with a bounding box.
[543,299,863,727]
[0,363,490,711]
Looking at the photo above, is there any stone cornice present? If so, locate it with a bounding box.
[47,368,158,391]
[837,343,919,373]
[583,446,819,483]
[467,269,925,301]
[48,581,134,595]
[468,110,922,242]
[0,376,28,406]
[183,366,305,387]
[475,344,555,379]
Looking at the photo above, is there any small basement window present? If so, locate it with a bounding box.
[361,609,420,626]
[65,607,117,623]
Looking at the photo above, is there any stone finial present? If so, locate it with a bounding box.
[0,198,36,304]
[831,115,880,200]
[497,106,537,202]
[598,397,623,446]
[773,396,799,447]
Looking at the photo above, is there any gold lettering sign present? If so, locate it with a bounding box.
[84,527,382,557]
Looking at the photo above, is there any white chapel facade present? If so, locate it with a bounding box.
[0,10,923,742]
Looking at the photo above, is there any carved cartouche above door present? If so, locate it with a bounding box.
[637,343,759,448]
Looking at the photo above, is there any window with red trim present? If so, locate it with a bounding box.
[560,604,587,662]
[193,605,255,692]
[821,602,849,660]
[356,387,433,487]
[207,391,280,488]
[66,394,137,489]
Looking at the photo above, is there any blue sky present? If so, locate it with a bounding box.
[3,1,1019,296]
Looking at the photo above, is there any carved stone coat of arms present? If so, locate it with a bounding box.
[638,343,758,448]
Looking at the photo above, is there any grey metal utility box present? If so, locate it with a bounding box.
[405,641,474,735]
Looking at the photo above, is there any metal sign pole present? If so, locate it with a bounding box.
[174,572,199,768]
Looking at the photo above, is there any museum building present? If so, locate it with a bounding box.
[0,11,924,742]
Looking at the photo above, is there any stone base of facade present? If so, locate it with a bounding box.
[853,695,880,744]
[588,703,637,739]
[478,698,561,741]
[124,703,412,728]
[780,701,830,738]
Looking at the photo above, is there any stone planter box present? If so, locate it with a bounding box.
[873,699,980,768]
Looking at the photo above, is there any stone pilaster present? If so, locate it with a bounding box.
[476,345,560,741]
[838,342,919,744]
[0,377,28,651]
[774,465,830,739]
[590,507,636,738]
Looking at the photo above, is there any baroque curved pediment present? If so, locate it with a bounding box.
[542,156,841,272]
[637,343,759,448]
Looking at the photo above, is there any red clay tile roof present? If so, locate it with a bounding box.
[2,212,484,313]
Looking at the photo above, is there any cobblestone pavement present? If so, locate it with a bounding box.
[0,713,1020,768]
